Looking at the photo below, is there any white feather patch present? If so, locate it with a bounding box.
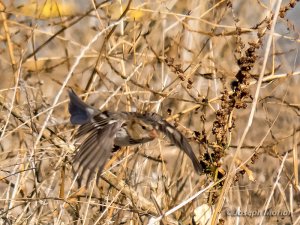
[166,126,174,134]
[108,120,118,124]
[87,107,94,115]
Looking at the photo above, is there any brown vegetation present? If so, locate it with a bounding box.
[0,0,299,224]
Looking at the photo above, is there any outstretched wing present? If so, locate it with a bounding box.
[136,112,203,174]
[73,121,123,185]
[75,112,115,138]
[68,90,124,184]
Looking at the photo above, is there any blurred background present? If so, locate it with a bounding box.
[0,0,299,224]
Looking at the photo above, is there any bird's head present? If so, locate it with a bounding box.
[126,118,158,140]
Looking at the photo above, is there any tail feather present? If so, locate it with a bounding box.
[68,89,94,125]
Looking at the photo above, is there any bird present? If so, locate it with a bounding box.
[68,89,203,185]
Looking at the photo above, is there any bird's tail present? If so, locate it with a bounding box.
[68,89,95,125]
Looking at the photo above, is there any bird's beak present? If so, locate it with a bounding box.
[149,129,158,138]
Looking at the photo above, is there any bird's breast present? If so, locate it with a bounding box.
[114,127,154,146]
[115,127,131,146]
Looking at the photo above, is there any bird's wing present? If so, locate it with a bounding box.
[136,112,203,174]
[73,121,123,185]
[75,112,116,138]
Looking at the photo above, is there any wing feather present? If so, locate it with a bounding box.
[73,121,123,185]
[136,112,203,174]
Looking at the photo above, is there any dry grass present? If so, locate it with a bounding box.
[0,0,300,224]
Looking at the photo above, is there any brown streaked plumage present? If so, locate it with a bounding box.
[68,90,203,185]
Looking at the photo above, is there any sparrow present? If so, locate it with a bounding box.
[68,90,203,184]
